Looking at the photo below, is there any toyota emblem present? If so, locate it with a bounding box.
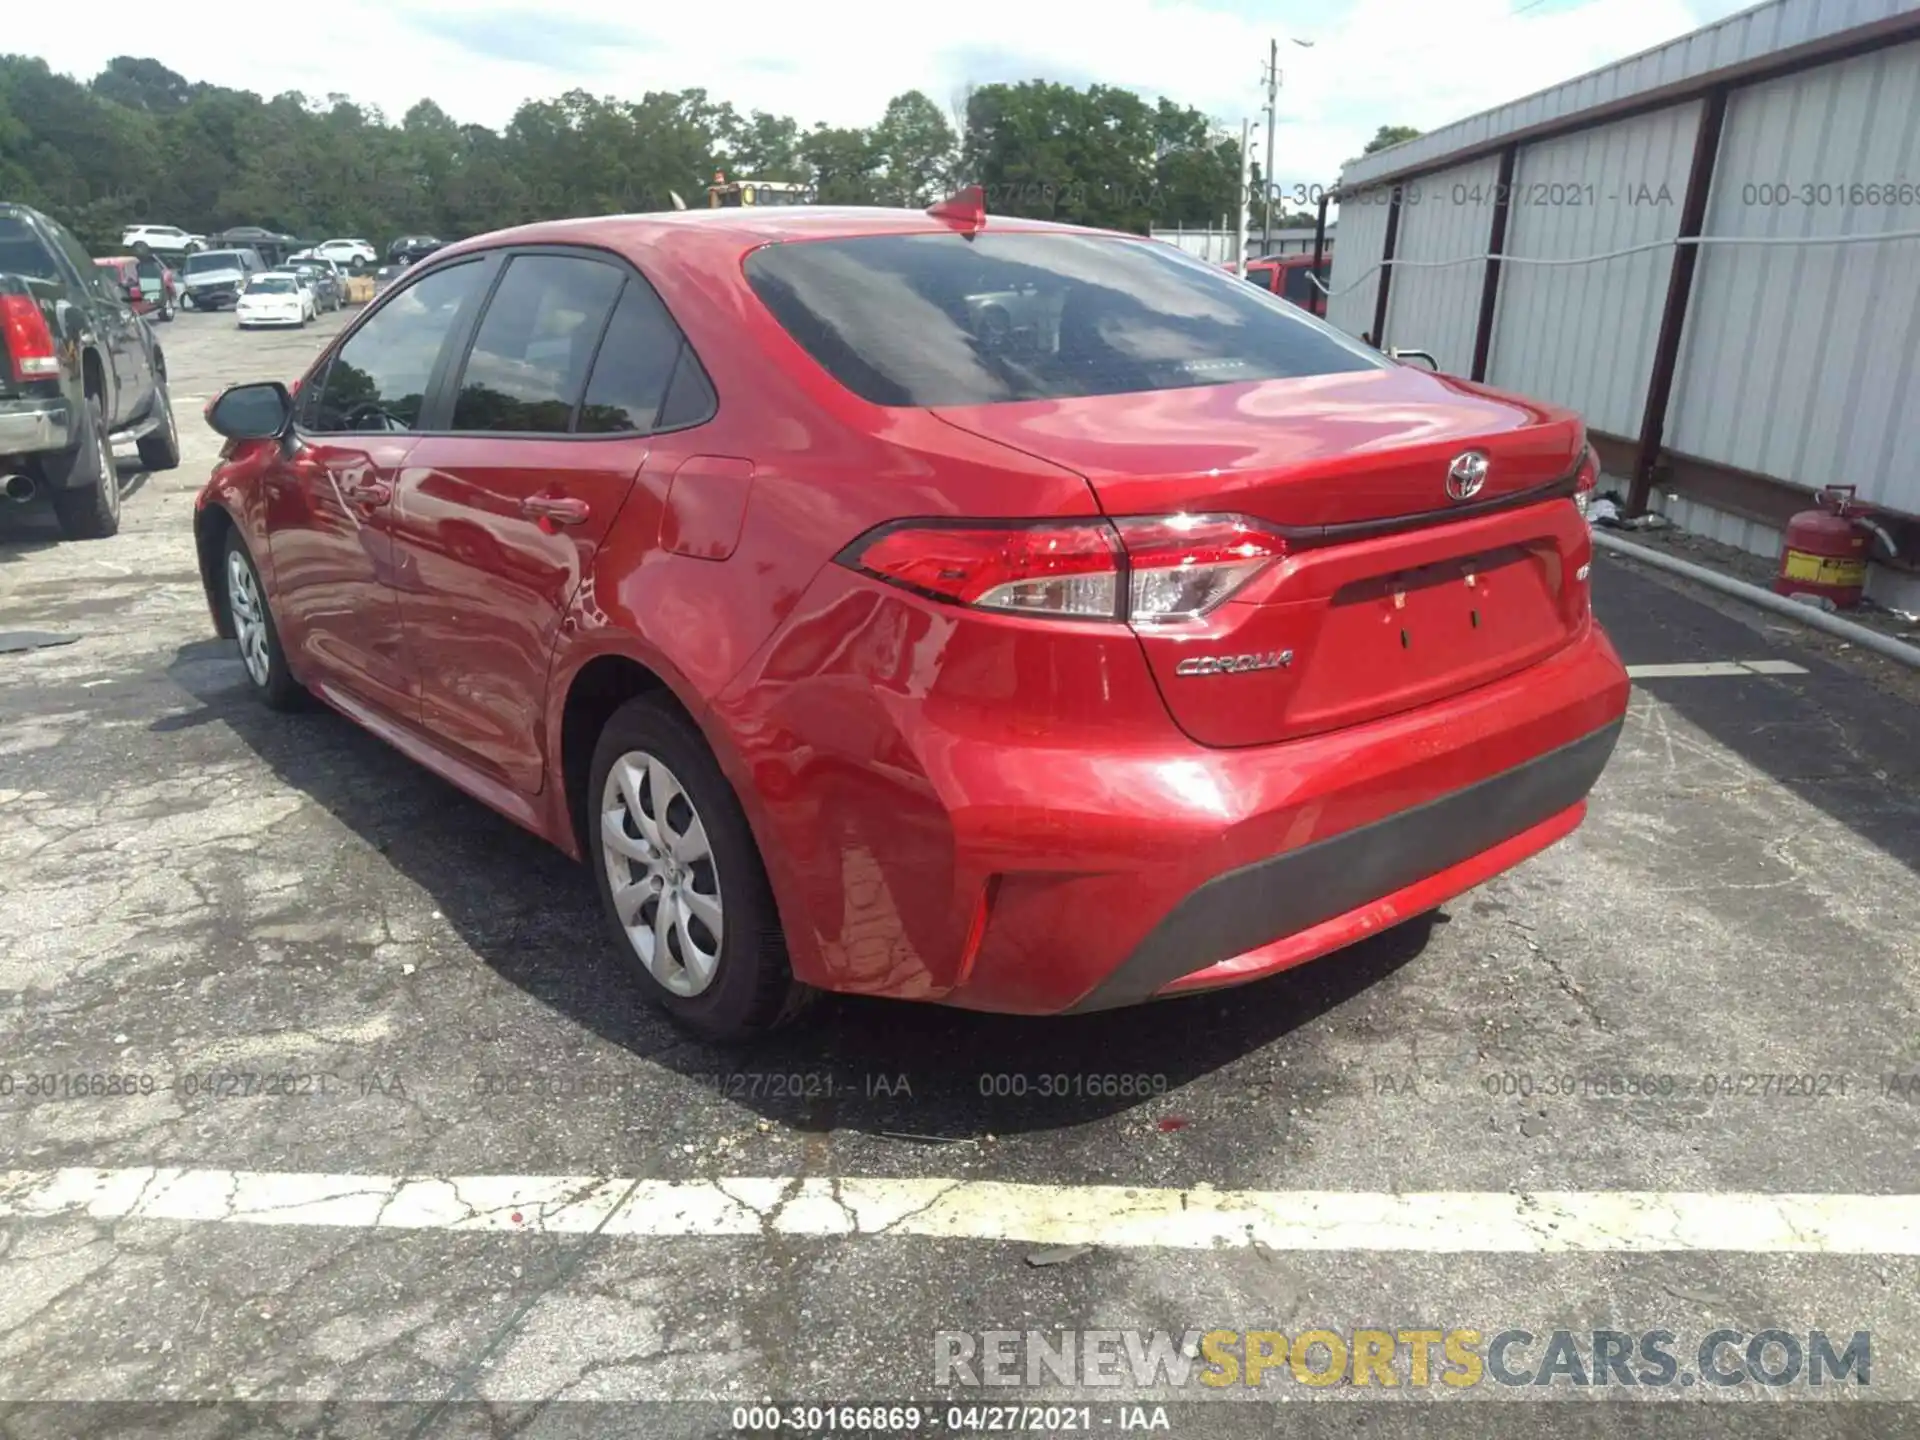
[1446,451,1489,501]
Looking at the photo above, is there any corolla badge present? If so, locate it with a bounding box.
[1446,450,1489,501]
[1175,650,1294,677]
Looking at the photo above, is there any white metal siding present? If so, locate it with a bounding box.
[1486,102,1702,435]
[1325,189,1392,337]
[1339,0,1916,191]
[1381,154,1505,375]
[1666,39,1920,514]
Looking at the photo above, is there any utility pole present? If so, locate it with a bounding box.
[1261,39,1278,259]
[1260,37,1314,261]
[1236,117,1252,277]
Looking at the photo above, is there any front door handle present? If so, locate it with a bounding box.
[521,494,590,528]
[340,478,392,507]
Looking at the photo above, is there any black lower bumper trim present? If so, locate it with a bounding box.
[1067,719,1624,1013]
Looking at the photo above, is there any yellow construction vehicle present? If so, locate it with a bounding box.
[706,172,816,207]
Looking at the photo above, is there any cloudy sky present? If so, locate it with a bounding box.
[35,0,1763,186]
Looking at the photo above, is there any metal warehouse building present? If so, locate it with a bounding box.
[1321,0,1920,607]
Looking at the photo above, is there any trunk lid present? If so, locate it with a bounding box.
[929,368,1594,748]
[928,366,1580,528]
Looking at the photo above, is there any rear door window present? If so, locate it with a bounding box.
[448,254,625,434]
[744,232,1383,406]
[575,278,702,433]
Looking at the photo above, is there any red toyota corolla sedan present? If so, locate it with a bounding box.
[194,197,1630,1041]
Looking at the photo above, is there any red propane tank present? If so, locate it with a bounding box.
[1775,485,1871,609]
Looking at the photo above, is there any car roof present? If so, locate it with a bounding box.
[428,205,1104,267]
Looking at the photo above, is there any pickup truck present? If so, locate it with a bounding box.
[179,247,265,311]
[0,202,180,539]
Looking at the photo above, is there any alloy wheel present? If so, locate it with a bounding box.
[226,550,271,687]
[600,749,725,996]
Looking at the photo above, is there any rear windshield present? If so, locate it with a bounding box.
[0,216,61,282]
[248,276,296,293]
[742,232,1383,406]
[187,252,242,275]
[1283,263,1328,304]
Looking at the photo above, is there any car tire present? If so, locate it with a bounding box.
[136,379,180,473]
[588,696,811,1043]
[180,293,193,311]
[48,393,121,541]
[222,529,307,712]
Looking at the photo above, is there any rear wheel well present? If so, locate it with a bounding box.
[561,656,686,854]
[195,505,237,637]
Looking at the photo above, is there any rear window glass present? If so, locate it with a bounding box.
[248,276,296,293]
[1282,264,1327,304]
[743,232,1383,406]
[0,218,63,283]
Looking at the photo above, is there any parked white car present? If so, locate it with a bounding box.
[122,223,204,252]
[311,237,377,268]
[236,272,315,329]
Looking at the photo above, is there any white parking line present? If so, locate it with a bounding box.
[1625,660,1810,678]
[5,1168,1918,1253]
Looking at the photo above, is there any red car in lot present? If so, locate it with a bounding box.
[95,254,178,321]
[195,198,1629,1040]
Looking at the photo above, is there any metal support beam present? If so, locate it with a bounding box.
[1369,185,1403,348]
[1630,88,1727,517]
[1470,144,1517,383]
[1311,191,1329,315]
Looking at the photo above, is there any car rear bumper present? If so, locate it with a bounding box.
[0,397,74,460]
[956,624,1629,1014]
[1065,717,1620,1011]
[733,595,1630,1014]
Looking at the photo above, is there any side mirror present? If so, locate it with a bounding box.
[207,381,294,440]
[1390,347,1440,371]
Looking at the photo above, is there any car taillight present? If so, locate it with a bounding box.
[847,522,1124,618]
[0,295,60,381]
[839,515,1286,624]
[1573,442,1599,519]
[1112,515,1286,624]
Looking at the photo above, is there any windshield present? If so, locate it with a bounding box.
[247,276,297,294]
[743,232,1384,406]
[187,252,242,275]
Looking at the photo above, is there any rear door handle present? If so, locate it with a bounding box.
[520,494,590,527]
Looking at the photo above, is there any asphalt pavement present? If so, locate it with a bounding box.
[1,307,1917,1438]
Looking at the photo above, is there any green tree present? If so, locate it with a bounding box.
[1151,98,1241,228]
[870,91,955,206]
[963,81,1158,232]
[1363,124,1421,154]
[0,53,1248,256]
[802,125,881,204]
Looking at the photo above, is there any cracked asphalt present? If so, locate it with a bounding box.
[2,309,1918,1437]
